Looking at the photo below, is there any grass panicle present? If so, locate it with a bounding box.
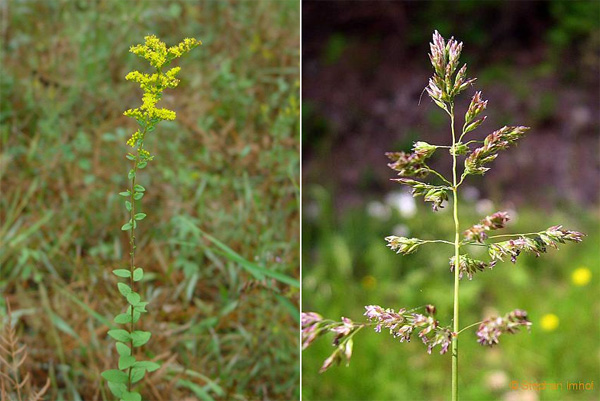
[301,30,584,401]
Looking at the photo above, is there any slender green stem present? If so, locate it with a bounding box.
[486,231,542,239]
[422,239,456,246]
[457,321,484,335]
[126,132,144,391]
[450,102,461,401]
[127,155,137,392]
[426,167,453,186]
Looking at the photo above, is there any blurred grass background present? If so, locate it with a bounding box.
[1,1,299,400]
[302,1,599,401]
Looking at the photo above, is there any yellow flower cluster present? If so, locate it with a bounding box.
[124,35,200,150]
[129,35,200,70]
[126,130,142,147]
[139,148,150,159]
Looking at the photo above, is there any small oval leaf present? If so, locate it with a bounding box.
[122,391,142,401]
[117,283,132,297]
[116,342,131,356]
[101,369,128,384]
[133,192,144,200]
[118,355,136,370]
[134,213,147,221]
[112,269,131,278]
[107,329,130,342]
[134,361,160,372]
[114,313,132,324]
[131,331,151,347]
[107,382,127,398]
[127,292,141,306]
[130,368,146,384]
[133,268,143,282]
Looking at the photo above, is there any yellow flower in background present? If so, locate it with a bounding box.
[540,313,559,331]
[361,275,377,290]
[571,266,591,286]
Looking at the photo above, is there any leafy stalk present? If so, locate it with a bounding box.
[102,35,200,401]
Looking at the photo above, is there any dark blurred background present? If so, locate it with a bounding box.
[302,1,599,400]
[1,1,299,400]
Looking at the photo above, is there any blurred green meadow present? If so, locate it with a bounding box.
[1,1,299,400]
[302,188,599,401]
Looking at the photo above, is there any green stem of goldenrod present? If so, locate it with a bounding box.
[128,157,137,392]
[450,103,460,401]
[127,138,143,391]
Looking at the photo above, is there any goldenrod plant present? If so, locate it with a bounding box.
[101,35,200,401]
[301,31,584,401]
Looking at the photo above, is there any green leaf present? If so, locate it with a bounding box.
[177,379,217,401]
[125,201,132,211]
[101,369,128,384]
[134,213,147,221]
[107,329,130,342]
[114,313,132,324]
[128,169,136,179]
[119,191,131,197]
[132,310,141,323]
[134,360,160,372]
[112,269,131,278]
[134,302,149,313]
[134,184,145,192]
[193,229,300,288]
[121,222,133,231]
[130,368,146,383]
[133,192,144,200]
[133,268,143,282]
[122,391,142,401]
[118,355,136,370]
[131,331,151,347]
[127,292,141,305]
[137,161,147,169]
[116,342,131,356]
[107,381,127,398]
[118,283,132,297]
[126,154,136,161]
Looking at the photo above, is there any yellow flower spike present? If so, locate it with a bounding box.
[124,36,198,148]
[571,266,591,286]
[540,313,559,331]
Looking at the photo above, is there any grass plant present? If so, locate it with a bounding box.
[302,30,585,401]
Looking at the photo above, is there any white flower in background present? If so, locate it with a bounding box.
[462,186,480,202]
[485,370,508,391]
[385,190,416,218]
[476,199,494,215]
[392,224,410,237]
[366,201,391,220]
[304,201,320,220]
